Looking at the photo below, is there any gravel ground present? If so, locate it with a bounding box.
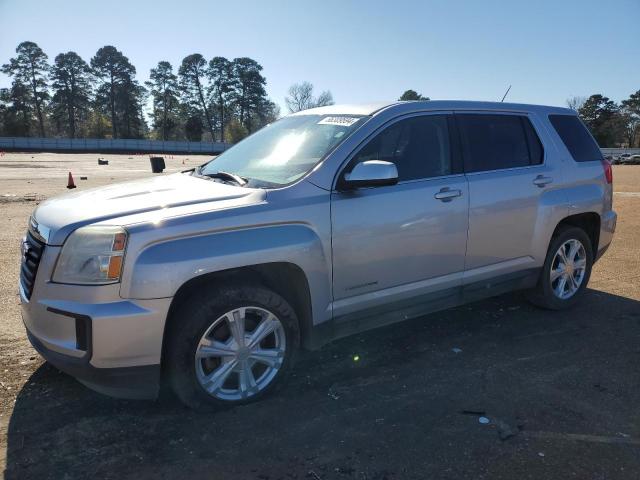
[0,154,639,479]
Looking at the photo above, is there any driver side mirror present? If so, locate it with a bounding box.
[341,160,398,189]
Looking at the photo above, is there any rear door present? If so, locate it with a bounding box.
[456,112,559,287]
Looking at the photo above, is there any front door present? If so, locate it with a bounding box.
[331,113,469,320]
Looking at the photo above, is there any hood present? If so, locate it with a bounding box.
[34,173,265,245]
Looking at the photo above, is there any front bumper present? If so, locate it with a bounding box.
[20,245,172,400]
[26,327,160,399]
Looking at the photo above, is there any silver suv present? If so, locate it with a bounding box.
[20,101,617,409]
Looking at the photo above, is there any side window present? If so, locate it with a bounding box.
[351,115,452,181]
[457,114,542,172]
[523,118,544,165]
[548,114,603,162]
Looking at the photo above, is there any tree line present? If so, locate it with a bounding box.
[0,41,279,143]
[2,40,637,148]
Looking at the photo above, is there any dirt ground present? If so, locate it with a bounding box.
[0,153,639,479]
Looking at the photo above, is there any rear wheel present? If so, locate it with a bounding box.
[527,226,593,310]
[166,284,299,410]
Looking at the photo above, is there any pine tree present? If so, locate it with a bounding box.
[146,61,180,140]
[91,46,144,138]
[1,41,50,137]
[230,57,268,133]
[208,57,236,142]
[50,52,92,138]
[179,54,215,140]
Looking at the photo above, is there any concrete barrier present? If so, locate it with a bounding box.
[2,136,633,158]
[0,137,231,154]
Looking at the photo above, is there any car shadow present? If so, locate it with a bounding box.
[4,289,640,479]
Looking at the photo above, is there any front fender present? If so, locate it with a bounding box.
[120,224,331,322]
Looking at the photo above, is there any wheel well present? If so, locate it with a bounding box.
[554,212,600,252]
[160,262,313,370]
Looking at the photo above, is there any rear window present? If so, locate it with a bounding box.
[457,114,543,173]
[548,114,603,162]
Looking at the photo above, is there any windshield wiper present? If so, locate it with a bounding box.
[189,165,248,186]
[201,170,248,186]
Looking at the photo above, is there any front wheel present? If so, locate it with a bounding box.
[527,226,593,310]
[166,284,300,410]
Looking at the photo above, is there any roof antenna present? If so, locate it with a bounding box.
[500,85,512,102]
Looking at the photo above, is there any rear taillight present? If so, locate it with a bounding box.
[601,159,613,184]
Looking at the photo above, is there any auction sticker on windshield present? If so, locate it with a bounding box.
[318,116,361,127]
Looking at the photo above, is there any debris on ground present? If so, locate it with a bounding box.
[479,416,490,424]
[452,347,462,354]
[461,410,486,416]
[494,418,519,441]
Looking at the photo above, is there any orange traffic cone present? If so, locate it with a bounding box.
[67,172,76,189]
[182,159,185,165]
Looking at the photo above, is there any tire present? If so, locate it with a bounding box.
[527,226,593,310]
[166,283,300,410]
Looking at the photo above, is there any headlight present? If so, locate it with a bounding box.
[53,226,127,284]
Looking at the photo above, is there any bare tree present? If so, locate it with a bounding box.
[285,81,334,113]
[285,82,313,112]
[315,90,334,108]
[566,96,586,112]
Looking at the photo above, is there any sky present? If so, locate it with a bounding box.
[0,0,638,114]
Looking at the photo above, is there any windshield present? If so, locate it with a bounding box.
[200,114,366,187]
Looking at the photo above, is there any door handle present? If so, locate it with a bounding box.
[434,188,462,202]
[533,175,553,187]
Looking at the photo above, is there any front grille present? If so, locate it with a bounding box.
[20,231,45,300]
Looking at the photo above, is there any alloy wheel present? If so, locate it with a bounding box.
[550,238,587,300]
[194,306,286,401]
